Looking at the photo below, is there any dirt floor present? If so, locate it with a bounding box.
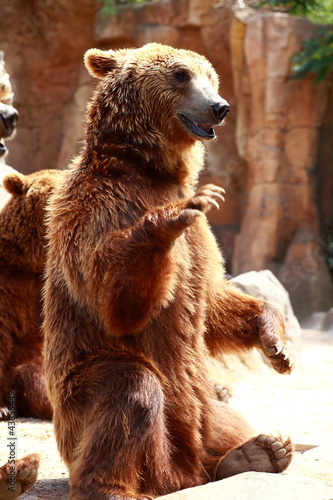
[1,329,332,499]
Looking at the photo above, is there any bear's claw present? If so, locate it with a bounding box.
[160,184,226,239]
[186,184,225,214]
[0,406,9,420]
[261,341,294,374]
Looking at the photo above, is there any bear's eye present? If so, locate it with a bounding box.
[173,69,191,83]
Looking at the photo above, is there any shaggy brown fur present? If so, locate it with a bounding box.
[43,44,294,500]
[0,169,62,420]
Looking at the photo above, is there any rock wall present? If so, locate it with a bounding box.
[230,11,333,318]
[0,0,332,317]
[0,0,99,173]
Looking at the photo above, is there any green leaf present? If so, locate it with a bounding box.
[291,27,333,83]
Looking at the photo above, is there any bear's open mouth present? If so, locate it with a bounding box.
[178,113,216,140]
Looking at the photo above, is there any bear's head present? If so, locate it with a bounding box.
[84,43,229,149]
[0,169,63,274]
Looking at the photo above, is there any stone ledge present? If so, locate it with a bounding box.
[157,471,333,500]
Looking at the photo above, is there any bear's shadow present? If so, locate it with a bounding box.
[21,478,69,499]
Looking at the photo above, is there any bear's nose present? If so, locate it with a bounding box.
[211,101,230,121]
[6,109,19,129]
[0,105,19,136]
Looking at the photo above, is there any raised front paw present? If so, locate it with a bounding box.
[258,302,294,374]
[151,184,225,241]
[186,184,225,214]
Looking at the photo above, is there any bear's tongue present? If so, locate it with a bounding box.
[178,113,215,140]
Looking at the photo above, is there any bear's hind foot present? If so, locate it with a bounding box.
[214,434,293,480]
[0,454,40,499]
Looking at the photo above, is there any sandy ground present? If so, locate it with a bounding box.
[0,329,332,499]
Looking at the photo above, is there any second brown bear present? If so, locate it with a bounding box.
[0,169,62,420]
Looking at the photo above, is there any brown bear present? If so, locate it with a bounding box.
[0,169,62,499]
[0,169,62,421]
[43,43,294,500]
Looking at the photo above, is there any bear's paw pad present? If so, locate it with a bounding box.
[215,434,293,480]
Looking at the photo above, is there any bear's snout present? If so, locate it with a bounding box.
[211,100,230,122]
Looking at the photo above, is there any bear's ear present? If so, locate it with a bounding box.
[3,173,28,195]
[84,49,118,79]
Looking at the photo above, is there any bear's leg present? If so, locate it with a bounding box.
[3,362,52,420]
[0,454,40,499]
[68,362,176,500]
